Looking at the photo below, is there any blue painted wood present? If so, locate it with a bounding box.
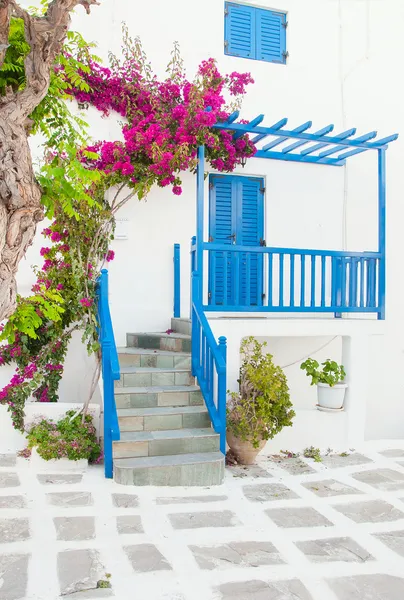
[283,124,334,153]
[201,244,381,315]
[256,8,287,64]
[254,150,344,166]
[173,243,180,318]
[252,118,287,143]
[290,254,295,307]
[311,255,316,307]
[234,114,264,140]
[378,148,386,319]
[300,128,357,156]
[209,175,264,307]
[263,121,313,151]
[319,131,377,158]
[196,146,204,299]
[202,304,380,313]
[191,271,227,454]
[225,3,255,59]
[96,269,120,479]
[321,255,326,307]
[212,122,398,151]
[227,110,240,124]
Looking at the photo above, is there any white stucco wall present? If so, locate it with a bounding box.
[2,0,404,443]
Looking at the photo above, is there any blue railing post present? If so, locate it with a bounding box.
[218,336,227,455]
[191,271,200,377]
[190,236,196,318]
[378,148,386,320]
[173,243,181,318]
[97,268,120,480]
[196,146,205,296]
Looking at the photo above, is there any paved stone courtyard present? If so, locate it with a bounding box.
[2,448,404,599]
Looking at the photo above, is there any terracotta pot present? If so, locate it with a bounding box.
[227,430,266,465]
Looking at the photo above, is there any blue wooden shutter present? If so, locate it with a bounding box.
[256,9,287,64]
[209,176,234,305]
[239,178,264,305]
[224,2,256,59]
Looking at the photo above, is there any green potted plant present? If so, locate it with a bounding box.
[23,410,101,471]
[227,337,295,465]
[300,358,347,411]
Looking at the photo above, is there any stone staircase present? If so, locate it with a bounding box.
[113,318,225,486]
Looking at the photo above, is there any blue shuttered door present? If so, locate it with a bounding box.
[209,175,264,307]
[224,3,255,59]
[240,178,264,305]
[256,9,287,64]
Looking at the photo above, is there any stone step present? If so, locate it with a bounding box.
[115,385,203,409]
[171,317,191,336]
[117,347,191,369]
[116,366,194,388]
[113,428,220,459]
[126,332,191,353]
[114,451,225,486]
[118,405,211,432]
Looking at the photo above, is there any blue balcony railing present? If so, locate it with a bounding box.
[96,269,120,479]
[202,243,382,317]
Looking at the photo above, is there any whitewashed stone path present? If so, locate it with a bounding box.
[2,446,404,599]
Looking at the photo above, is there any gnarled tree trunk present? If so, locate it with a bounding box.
[0,0,99,320]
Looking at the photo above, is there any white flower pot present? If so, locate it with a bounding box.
[28,448,88,472]
[317,382,347,410]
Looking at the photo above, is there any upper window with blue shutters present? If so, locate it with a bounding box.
[224,2,287,64]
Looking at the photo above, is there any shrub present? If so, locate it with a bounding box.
[300,358,346,387]
[26,410,101,462]
[227,337,295,448]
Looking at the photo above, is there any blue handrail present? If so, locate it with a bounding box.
[96,269,120,479]
[202,243,382,317]
[191,270,227,454]
[173,243,181,318]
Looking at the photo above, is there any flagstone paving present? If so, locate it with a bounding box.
[2,447,404,598]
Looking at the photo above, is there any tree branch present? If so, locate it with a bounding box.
[0,0,11,68]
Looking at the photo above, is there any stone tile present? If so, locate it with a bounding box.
[302,479,363,497]
[351,468,404,491]
[140,354,158,367]
[189,541,284,570]
[125,373,152,386]
[112,493,139,508]
[333,499,404,523]
[229,464,273,479]
[189,390,203,405]
[58,549,106,596]
[173,355,191,369]
[37,473,82,485]
[271,456,316,475]
[0,518,29,542]
[321,453,373,468]
[380,449,404,458]
[156,495,228,505]
[47,491,93,507]
[116,515,143,534]
[169,510,241,529]
[217,579,313,600]
[54,517,95,541]
[120,353,141,367]
[157,391,189,407]
[182,411,210,428]
[62,590,113,599]
[144,414,182,430]
[0,454,16,467]
[124,544,171,572]
[265,507,333,528]
[0,554,29,600]
[0,472,20,488]
[373,530,404,557]
[152,372,175,386]
[243,483,299,502]
[0,495,26,509]
[174,372,192,386]
[156,355,175,368]
[327,574,404,600]
[296,537,373,563]
[119,416,144,431]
